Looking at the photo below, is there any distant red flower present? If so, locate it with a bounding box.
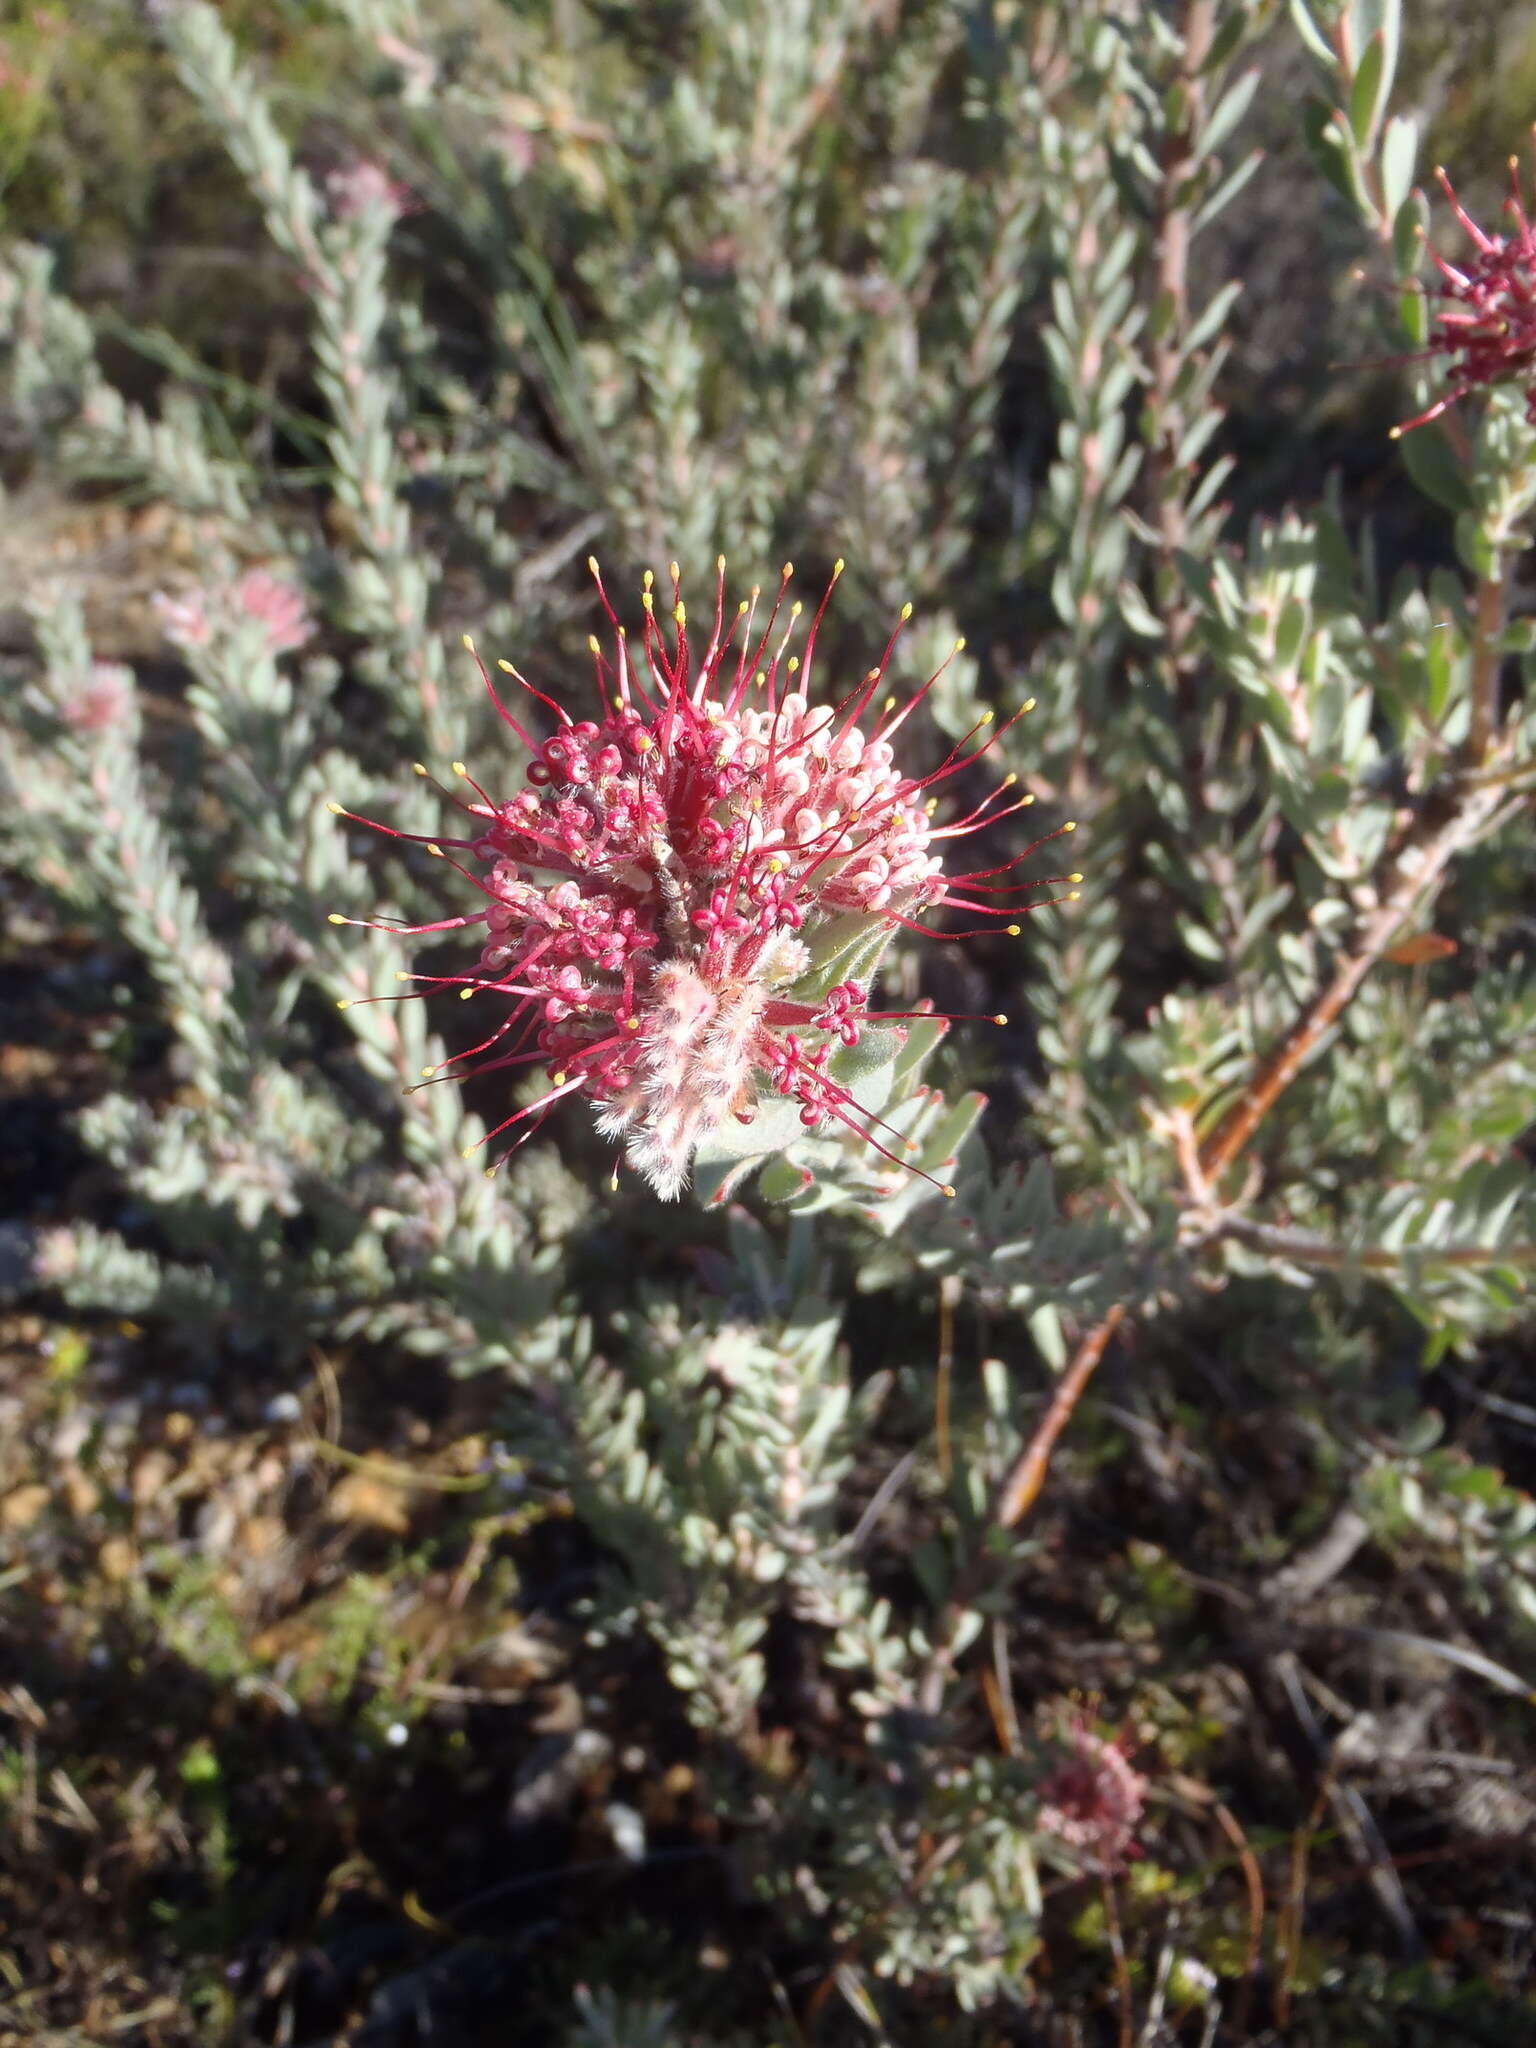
[331,560,1080,1200]
[1035,1722,1146,1870]
[1395,157,1536,435]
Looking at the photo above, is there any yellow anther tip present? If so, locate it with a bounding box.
[461,633,476,653]
[1003,772,1018,787]
[461,1146,477,1160]
[737,599,750,614]
[421,1065,436,1078]
[327,913,347,925]
[673,603,686,626]
[980,709,995,724]
[551,1071,568,1086]
[588,635,601,653]
[669,560,680,581]
[790,600,803,618]
[900,602,913,621]
[782,562,793,578]
[641,592,654,610]
[716,553,726,571]
[326,800,344,814]
[1064,820,1078,831]
[954,637,966,653]
[395,971,411,982]
[587,555,600,574]
[1067,890,1082,901]
[1068,872,1083,884]
[942,1185,956,1199]
[336,998,351,1010]
[497,658,515,675]
[412,762,428,776]
[625,1017,639,1031]
[427,842,444,857]
[992,1014,1007,1025]
[1007,923,1022,936]
[833,557,845,576]
[452,760,467,777]
[461,986,475,999]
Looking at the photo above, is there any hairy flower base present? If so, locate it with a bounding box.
[332,560,1079,1200]
[1394,157,1536,435]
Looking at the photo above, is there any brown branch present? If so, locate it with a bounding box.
[1213,1799,1265,2037]
[915,778,1518,1717]
[996,1303,1128,1529]
[915,1302,1130,1715]
[1197,776,1515,1185]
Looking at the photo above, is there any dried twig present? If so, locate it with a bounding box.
[1199,764,1518,1188]
[1212,1799,1264,2036]
[996,1304,1128,1530]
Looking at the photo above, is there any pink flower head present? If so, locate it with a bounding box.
[1035,1722,1146,1870]
[1395,156,1536,435]
[153,587,213,651]
[232,569,313,655]
[325,156,415,222]
[64,661,135,734]
[331,560,1081,1200]
[154,570,312,657]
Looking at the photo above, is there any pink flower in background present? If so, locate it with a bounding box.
[1396,156,1536,434]
[1035,1724,1147,1869]
[231,569,312,654]
[63,661,135,734]
[153,588,213,650]
[332,561,1078,1199]
[325,157,415,222]
[154,571,312,657]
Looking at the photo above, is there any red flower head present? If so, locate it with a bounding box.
[331,560,1079,1200]
[1034,1721,1147,1871]
[1395,156,1536,435]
